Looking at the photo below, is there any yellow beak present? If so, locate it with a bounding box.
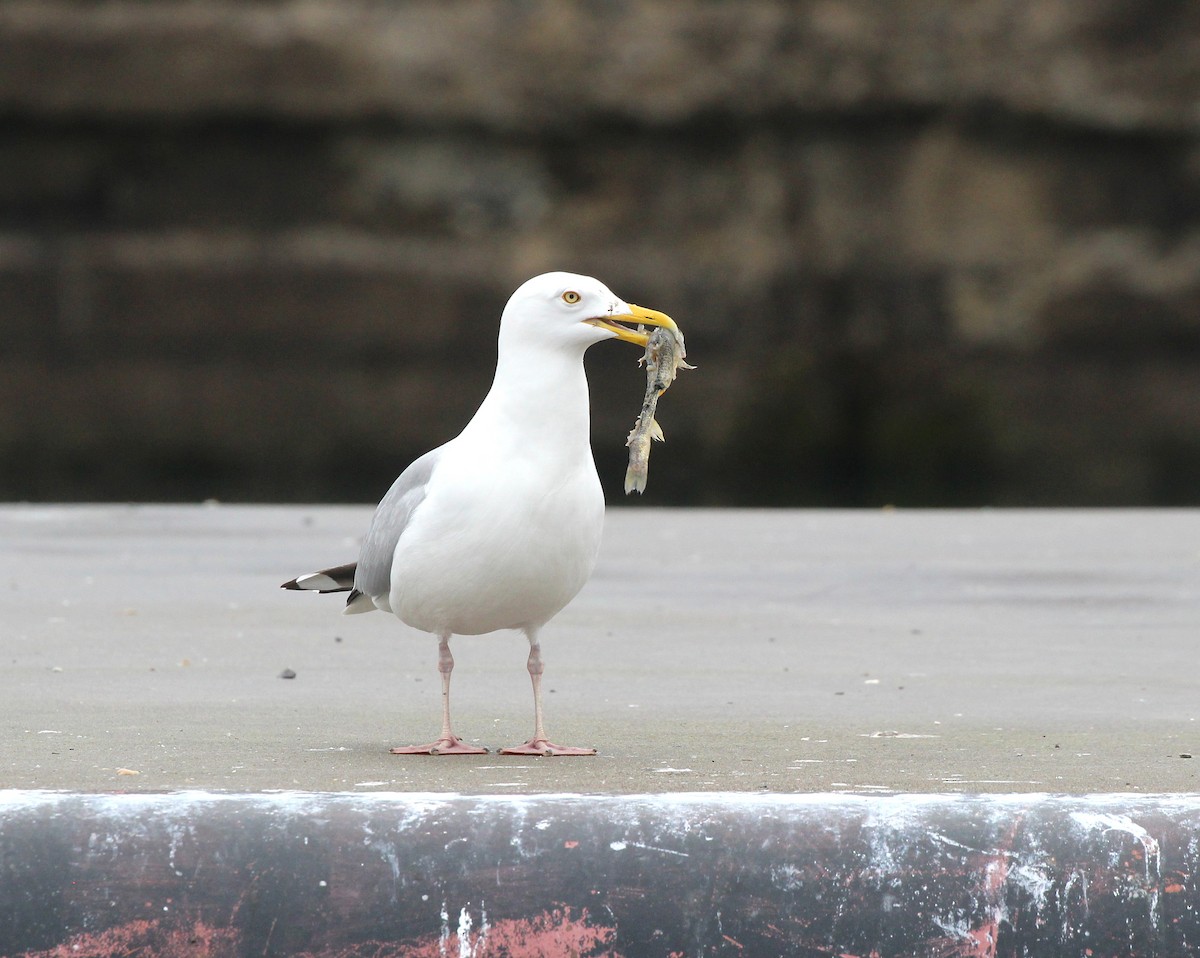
[585,304,678,347]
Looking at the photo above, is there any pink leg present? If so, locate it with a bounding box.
[391,633,487,755]
[501,630,595,756]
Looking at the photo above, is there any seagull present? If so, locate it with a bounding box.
[283,272,678,756]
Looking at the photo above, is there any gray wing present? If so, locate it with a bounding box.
[353,448,441,602]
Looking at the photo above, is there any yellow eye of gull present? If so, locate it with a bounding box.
[562,290,581,304]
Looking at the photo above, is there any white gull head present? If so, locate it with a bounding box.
[498,271,677,357]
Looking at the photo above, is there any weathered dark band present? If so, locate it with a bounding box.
[2,792,1197,956]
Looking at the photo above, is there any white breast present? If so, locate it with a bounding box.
[388,432,604,636]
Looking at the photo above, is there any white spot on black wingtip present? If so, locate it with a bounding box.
[296,572,341,591]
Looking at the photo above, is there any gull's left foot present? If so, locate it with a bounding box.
[500,738,596,757]
[390,736,488,755]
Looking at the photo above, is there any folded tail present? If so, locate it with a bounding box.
[281,562,376,615]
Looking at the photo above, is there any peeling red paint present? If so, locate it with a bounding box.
[18,919,239,958]
[17,909,619,958]
[962,922,999,958]
[938,816,1023,958]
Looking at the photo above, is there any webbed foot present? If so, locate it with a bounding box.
[390,737,488,756]
[500,738,596,757]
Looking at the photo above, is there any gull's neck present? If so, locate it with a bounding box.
[466,341,594,459]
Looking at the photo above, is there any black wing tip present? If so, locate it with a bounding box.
[345,588,363,606]
[281,562,358,593]
[281,578,352,594]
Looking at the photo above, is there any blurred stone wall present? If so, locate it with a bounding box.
[1,0,1198,505]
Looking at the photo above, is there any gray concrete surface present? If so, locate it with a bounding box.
[3,505,1198,794]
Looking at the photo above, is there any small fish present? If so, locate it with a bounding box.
[625,324,694,494]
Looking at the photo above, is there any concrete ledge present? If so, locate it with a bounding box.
[5,505,1200,794]
[2,790,1199,956]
